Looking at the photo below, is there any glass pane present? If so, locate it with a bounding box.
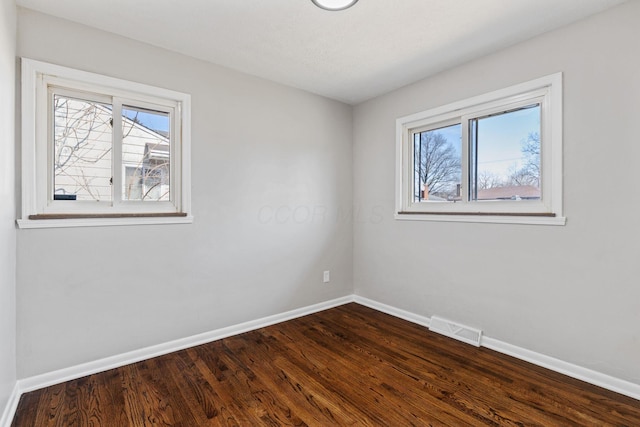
[122,106,171,201]
[53,95,113,201]
[413,123,462,202]
[469,105,541,201]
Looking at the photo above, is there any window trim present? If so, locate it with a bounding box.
[18,58,193,228]
[395,73,565,225]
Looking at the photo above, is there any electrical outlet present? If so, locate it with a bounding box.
[323,270,330,283]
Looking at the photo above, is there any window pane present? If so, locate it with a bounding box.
[469,105,541,201]
[122,106,171,201]
[53,95,113,201]
[413,124,462,202]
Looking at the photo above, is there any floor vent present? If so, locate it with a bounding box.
[429,316,482,347]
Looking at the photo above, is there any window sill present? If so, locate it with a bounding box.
[395,212,566,226]
[17,214,194,229]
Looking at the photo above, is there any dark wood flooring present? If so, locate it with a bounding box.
[12,303,640,426]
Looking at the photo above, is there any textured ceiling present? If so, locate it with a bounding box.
[16,0,626,104]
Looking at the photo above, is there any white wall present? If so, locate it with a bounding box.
[0,0,16,417]
[353,1,640,384]
[16,9,353,378]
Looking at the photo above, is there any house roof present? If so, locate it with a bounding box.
[476,185,540,200]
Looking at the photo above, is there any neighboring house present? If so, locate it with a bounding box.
[54,97,170,202]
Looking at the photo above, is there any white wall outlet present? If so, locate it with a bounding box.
[323,270,330,283]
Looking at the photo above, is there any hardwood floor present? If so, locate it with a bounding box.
[12,303,640,426]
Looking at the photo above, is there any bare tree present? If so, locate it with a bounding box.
[507,132,540,187]
[507,166,538,187]
[477,170,502,189]
[415,132,461,199]
[53,97,113,200]
[54,97,170,202]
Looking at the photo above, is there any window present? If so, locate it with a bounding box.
[19,59,192,228]
[396,73,564,225]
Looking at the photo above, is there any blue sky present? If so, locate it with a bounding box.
[432,106,539,179]
[476,106,540,178]
[123,107,170,133]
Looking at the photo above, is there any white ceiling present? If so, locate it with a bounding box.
[16,0,626,104]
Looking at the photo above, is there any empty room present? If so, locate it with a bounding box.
[1,0,640,425]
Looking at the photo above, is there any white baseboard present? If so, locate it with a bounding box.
[481,337,640,400]
[355,295,640,401]
[17,295,353,395]
[353,295,431,328]
[0,383,20,427]
[8,293,638,425]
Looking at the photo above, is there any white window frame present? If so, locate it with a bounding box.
[395,73,565,225]
[18,58,193,228]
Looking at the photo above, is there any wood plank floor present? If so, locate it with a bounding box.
[12,303,640,426]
